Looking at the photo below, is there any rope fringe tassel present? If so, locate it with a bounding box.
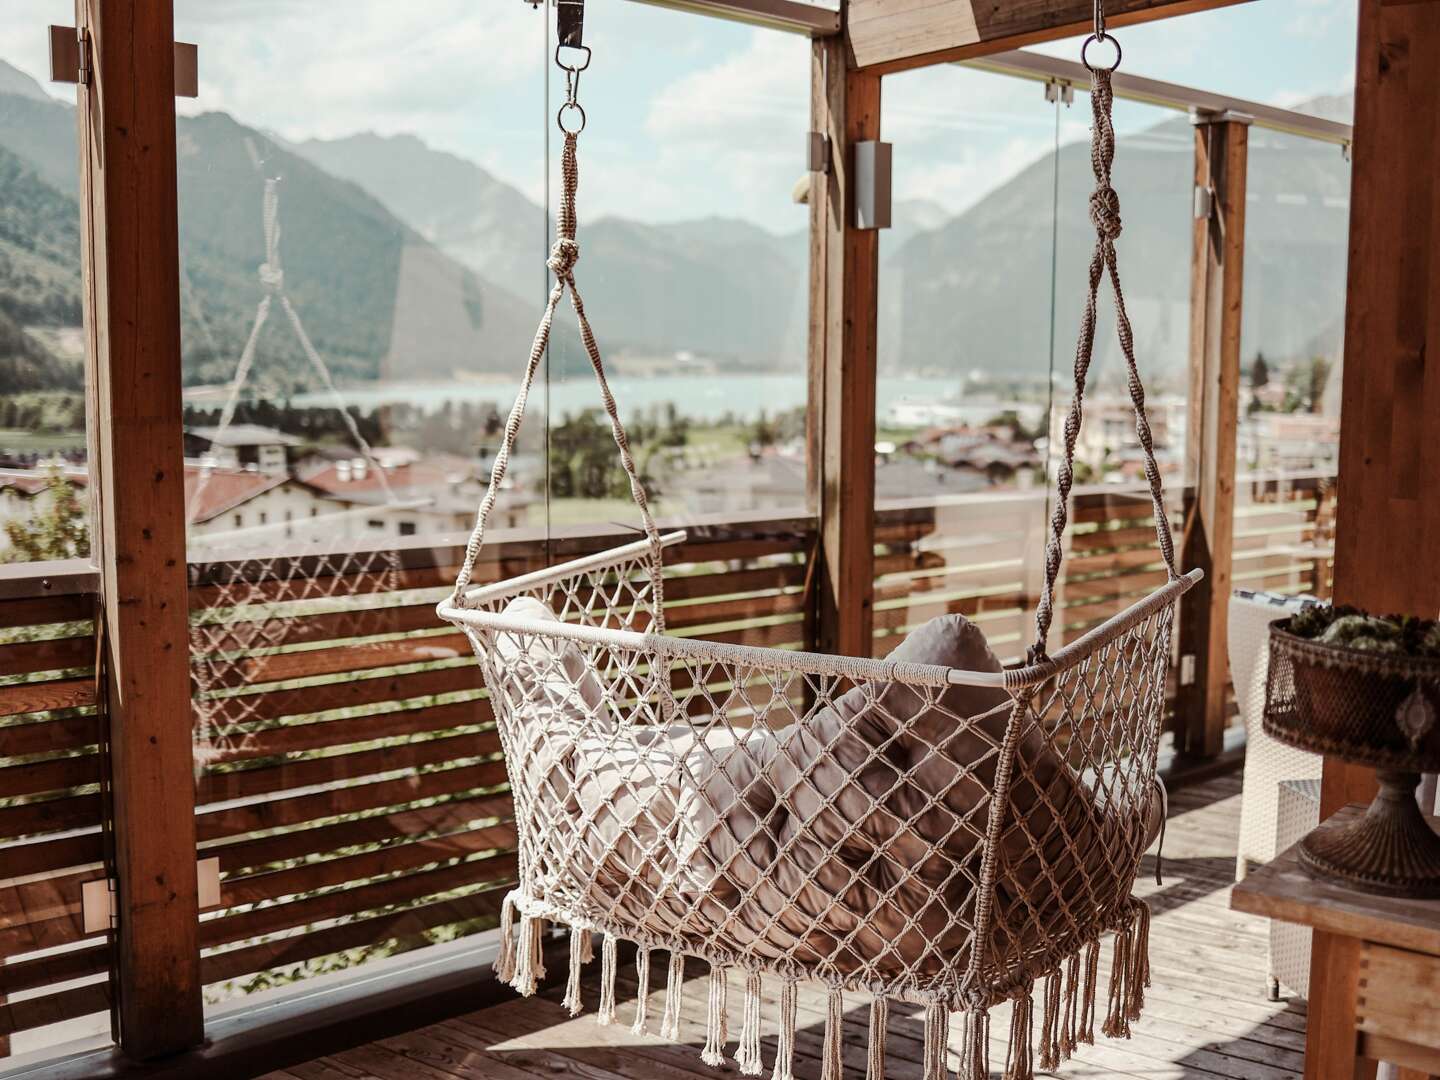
[632,948,652,1035]
[821,988,844,1080]
[866,996,889,1080]
[1004,989,1034,1080]
[771,979,799,1080]
[1038,969,1063,1070]
[1129,899,1152,1021]
[1103,920,1134,1040]
[1061,950,1082,1059]
[962,1006,990,1080]
[562,926,585,1015]
[496,894,517,986]
[702,964,728,1066]
[737,972,763,1076]
[660,951,685,1040]
[922,1001,948,1080]
[597,934,618,1026]
[1080,939,1101,1045]
[512,915,543,997]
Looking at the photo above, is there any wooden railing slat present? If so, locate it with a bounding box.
[0,712,101,757]
[195,761,507,843]
[200,853,517,950]
[204,793,514,875]
[0,679,96,720]
[200,884,509,987]
[0,753,101,799]
[0,979,110,1038]
[196,731,500,805]
[218,823,516,913]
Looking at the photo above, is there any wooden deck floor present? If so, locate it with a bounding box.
[264,773,1307,1080]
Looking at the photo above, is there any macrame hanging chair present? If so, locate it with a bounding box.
[439,9,1200,1078]
[188,177,409,769]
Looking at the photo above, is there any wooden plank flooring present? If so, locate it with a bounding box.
[267,773,1307,1079]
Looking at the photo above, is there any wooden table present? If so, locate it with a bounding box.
[1232,804,1440,1080]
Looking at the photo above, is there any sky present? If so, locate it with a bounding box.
[3,0,1358,233]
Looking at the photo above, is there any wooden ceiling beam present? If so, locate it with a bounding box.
[846,0,1255,74]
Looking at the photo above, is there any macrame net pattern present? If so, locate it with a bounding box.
[439,65,1199,1080]
[188,179,405,768]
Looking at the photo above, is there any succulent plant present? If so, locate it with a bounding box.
[1287,602,1440,659]
[1319,614,1402,652]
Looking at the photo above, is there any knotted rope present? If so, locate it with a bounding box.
[1028,65,1178,664]
[188,177,397,524]
[449,130,668,619]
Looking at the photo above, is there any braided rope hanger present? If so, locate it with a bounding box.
[449,44,667,624]
[1028,31,1180,664]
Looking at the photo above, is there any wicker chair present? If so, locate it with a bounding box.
[1228,589,1322,998]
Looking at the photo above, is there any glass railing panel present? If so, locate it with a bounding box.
[873,66,1061,662]
[169,0,549,1016]
[1233,128,1349,602]
[0,7,109,1062]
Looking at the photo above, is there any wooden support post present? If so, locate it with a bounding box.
[807,36,881,658]
[1323,0,1440,820]
[1175,112,1248,761]
[76,0,204,1059]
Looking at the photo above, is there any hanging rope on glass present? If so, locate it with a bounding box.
[187,178,416,770]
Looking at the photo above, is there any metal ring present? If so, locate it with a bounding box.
[1081,33,1121,73]
[1082,33,1121,71]
[554,43,591,73]
[557,101,587,135]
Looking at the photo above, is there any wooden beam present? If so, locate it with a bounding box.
[846,0,1254,74]
[1323,0,1440,820]
[76,0,204,1059]
[1175,113,1248,761]
[807,36,880,658]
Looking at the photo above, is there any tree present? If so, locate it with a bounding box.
[2,473,90,562]
[1308,355,1332,414]
[1247,353,1271,416]
[1251,352,1270,390]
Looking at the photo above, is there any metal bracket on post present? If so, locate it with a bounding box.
[49,25,198,97]
[1043,79,1074,106]
[81,876,117,935]
[1193,185,1214,221]
[854,140,892,230]
[556,0,585,48]
[807,131,830,174]
[81,858,223,936]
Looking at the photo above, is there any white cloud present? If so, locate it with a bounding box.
[171,1,539,145]
[566,29,811,230]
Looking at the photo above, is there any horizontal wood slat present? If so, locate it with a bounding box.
[204,793,514,875]
[195,761,508,843]
[196,731,499,805]
[200,884,510,987]
[0,678,96,720]
[0,980,109,1039]
[0,594,93,631]
[1,832,104,881]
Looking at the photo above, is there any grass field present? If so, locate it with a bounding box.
[0,428,86,454]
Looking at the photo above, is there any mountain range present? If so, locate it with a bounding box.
[0,56,1351,400]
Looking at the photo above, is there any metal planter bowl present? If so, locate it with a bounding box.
[1264,619,1440,898]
